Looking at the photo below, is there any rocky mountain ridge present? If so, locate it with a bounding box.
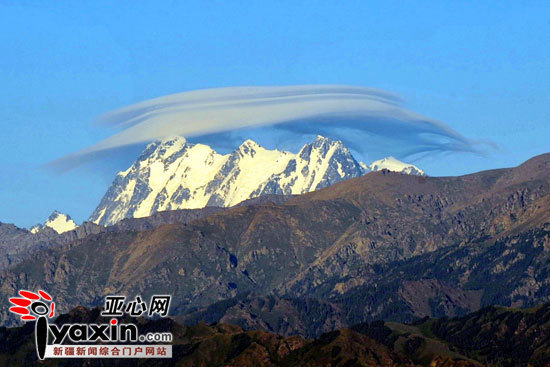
[2,303,550,366]
[29,210,78,234]
[89,135,423,226]
[0,153,548,332]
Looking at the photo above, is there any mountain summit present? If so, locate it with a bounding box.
[89,136,422,226]
[370,156,425,175]
[29,210,77,234]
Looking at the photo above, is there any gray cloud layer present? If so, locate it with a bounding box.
[49,85,483,170]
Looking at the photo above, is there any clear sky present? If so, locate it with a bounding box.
[1,1,549,228]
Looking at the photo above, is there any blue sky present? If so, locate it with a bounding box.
[1,1,549,228]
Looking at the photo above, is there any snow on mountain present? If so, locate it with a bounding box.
[89,135,367,226]
[29,224,42,234]
[89,135,424,226]
[30,211,78,234]
[369,156,425,176]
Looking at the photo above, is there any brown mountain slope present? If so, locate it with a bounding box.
[4,303,550,366]
[0,206,229,273]
[282,154,550,296]
[0,306,468,367]
[0,154,549,330]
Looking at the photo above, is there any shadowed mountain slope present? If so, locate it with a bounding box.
[0,154,549,333]
[2,304,550,366]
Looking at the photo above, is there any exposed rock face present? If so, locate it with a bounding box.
[429,303,550,366]
[2,305,550,366]
[177,292,347,339]
[89,135,422,226]
[0,195,289,272]
[0,207,230,272]
[0,221,102,271]
[0,154,549,337]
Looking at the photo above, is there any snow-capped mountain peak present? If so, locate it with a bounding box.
[369,156,425,176]
[240,139,260,149]
[29,224,42,234]
[89,135,424,226]
[89,135,366,226]
[237,139,263,157]
[30,210,78,234]
[313,134,337,146]
[136,136,189,163]
[45,211,78,233]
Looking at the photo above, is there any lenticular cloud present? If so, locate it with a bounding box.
[49,85,481,170]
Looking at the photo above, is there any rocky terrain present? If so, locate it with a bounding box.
[1,304,550,366]
[0,206,230,272]
[89,135,423,226]
[0,153,548,333]
[29,211,78,234]
[0,194,296,272]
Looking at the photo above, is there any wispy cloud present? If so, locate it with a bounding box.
[48,85,486,170]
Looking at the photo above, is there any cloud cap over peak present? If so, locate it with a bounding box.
[49,85,485,171]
